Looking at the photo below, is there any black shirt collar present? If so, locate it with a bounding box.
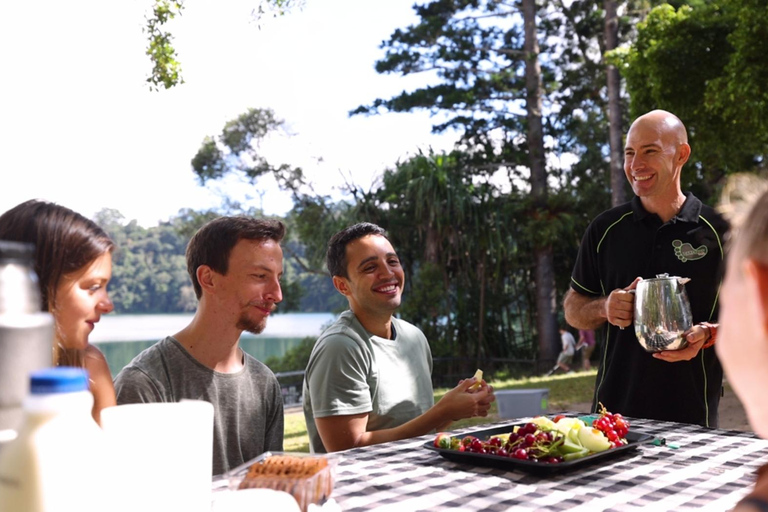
[631,192,702,224]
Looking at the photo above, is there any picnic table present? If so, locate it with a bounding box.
[331,416,768,511]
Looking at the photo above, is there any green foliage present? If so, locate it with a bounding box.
[345,0,637,367]
[708,0,768,146]
[145,0,185,91]
[254,0,307,20]
[264,337,315,374]
[189,137,226,182]
[190,108,308,197]
[143,0,305,91]
[617,1,768,202]
[98,216,194,313]
[329,150,585,370]
[351,0,643,200]
[93,204,338,314]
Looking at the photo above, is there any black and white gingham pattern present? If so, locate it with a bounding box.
[331,417,768,511]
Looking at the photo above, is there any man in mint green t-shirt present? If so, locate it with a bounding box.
[302,222,495,453]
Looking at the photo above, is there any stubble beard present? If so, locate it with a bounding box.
[236,313,267,335]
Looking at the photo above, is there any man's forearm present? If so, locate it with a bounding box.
[317,403,452,452]
[355,404,452,448]
[564,289,608,330]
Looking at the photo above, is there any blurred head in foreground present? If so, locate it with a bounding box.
[717,173,768,438]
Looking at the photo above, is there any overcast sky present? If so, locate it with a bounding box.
[0,0,457,227]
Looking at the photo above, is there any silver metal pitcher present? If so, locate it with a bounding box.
[634,273,693,352]
[0,241,54,436]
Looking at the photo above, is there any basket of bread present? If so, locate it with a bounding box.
[225,452,339,511]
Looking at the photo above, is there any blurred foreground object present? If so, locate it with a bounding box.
[0,241,53,436]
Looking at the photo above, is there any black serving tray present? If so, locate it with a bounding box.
[423,423,656,475]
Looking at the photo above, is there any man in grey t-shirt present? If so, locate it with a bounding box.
[303,222,495,453]
[114,216,286,475]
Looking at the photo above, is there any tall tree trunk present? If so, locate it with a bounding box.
[523,0,558,369]
[605,0,626,207]
[476,252,487,369]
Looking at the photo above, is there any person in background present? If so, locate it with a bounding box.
[563,110,728,427]
[303,222,495,453]
[714,174,768,511]
[0,199,116,425]
[114,216,285,475]
[547,328,576,376]
[576,328,596,371]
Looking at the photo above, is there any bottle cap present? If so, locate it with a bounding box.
[30,367,89,394]
[0,240,35,261]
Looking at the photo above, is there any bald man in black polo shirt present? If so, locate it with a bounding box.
[564,110,728,427]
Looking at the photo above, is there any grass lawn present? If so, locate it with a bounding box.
[283,369,598,452]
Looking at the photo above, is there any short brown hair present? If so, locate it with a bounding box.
[0,199,114,311]
[326,222,388,278]
[186,216,285,299]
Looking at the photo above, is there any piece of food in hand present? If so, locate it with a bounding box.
[434,432,452,449]
[468,369,483,391]
[577,427,611,453]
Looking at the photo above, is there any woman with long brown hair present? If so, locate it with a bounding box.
[0,199,116,424]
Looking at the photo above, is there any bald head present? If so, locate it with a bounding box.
[629,109,688,146]
[623,110,690,219]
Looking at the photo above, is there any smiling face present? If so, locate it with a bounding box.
[52,251,114,350]
[215,238,283,335]
[333,234,404,323]
[624,111,689,206]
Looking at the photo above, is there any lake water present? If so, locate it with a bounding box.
[91,312,337,378]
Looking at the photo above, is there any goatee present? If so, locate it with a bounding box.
[236,316,267,335]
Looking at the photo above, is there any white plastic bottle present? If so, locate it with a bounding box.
[0,367,107,512]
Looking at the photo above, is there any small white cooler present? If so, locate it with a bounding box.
[496,389,549,419]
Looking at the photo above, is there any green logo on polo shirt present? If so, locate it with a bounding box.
[672,239,707,262]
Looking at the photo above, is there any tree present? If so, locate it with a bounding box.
[144,0,306,90]
[351,0,634,366]
[604,0,627,207]
[94,204,334,314]
[351,151,534,368]
[332,148,582,379]
[614,1,768,202]
[707,0,768,153]
[145,0,185,91]
[523,0,558,364]
[189,109,354,311]
[191,107,309,198]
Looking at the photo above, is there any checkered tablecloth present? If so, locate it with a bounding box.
[331,417,768,511]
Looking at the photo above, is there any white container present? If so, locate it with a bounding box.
[0,240,55,435]
[496,389,550,419]
[100,400,214,512]
[0,367,107,512]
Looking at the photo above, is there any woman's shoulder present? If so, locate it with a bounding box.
[83,344,113,386]
[84,343,108,363]
[83,344,117,424]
